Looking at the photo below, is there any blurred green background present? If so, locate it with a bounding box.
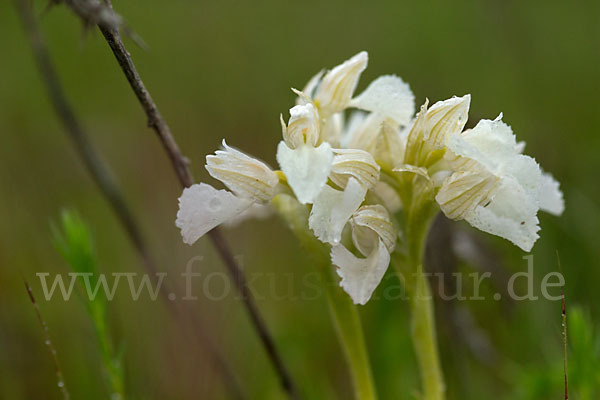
[1,0,599,399]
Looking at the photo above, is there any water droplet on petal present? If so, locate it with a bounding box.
[208,197,221,212]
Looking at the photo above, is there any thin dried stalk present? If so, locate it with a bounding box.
[23,279,70,400]
[95,5,300,399]
[14,1,244,398]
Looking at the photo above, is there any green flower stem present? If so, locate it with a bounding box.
[407,264,444,400]
[395,199,445,400]
[272,194,377,400]
[317,263,378,400]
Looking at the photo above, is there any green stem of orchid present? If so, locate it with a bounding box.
[408,264,444,400]
[395,200,445,400]
[272,194,377,400]
[317,263,377,400]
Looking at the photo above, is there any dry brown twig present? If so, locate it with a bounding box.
[14,0,244,398]
[23,0,300,398]
[47,0,147,48]
[94,6,300,399]
[89,1,300,398]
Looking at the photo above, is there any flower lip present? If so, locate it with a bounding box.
[276,141,334,204]
[176,183,253,245]
[332,239,390,305]
[308,177,367,245]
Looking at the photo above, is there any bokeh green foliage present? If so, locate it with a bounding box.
[52,210,125,399]
[567,308,600,399]
[1,0,599,399]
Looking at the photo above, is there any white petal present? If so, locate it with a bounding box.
[539,171,565,216]
[449,118,543,199]
[308,178,367,245]
[372,181,402,213]
[297,69,324,104]
[465,176,540,252]
[373,122,405,169]
[283,103,320,148]
[451,117,520,169]
[345,113,386,152]
[350,75,415,125]
[443,115,563,251]
[329,148,380,190]
[393,164,430,181]
[223,203,273,227]
[176,183,252,245]
[206,140,279,202]
[332,239,390,305]
[350,205,396,256]
[431,170,452,187]
[315,51,368,115]
[340,111,367,148]
[435,169,499,220]
[276,141,333,204]
[320,112,344,146]
[467,206,539,252]
[424,95,471,148]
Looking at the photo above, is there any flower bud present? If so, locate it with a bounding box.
[350,205,396,256]
[281,103,320,149]
[206,140,279,202]
[314,51,368,116]
[329,148,380,190]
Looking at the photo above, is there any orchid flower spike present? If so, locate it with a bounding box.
[175,51,564,305]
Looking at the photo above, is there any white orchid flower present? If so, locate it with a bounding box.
[332,205,397,305]
[435,116,564,251]
[308,178,368,245]
[278,51,414,205]
[300,52,414,125]
[176,140,279,245]
[277,103,334,204]
[403,95,471,168]
[175,50,564,308]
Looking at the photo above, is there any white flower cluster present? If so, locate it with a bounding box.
[176,51,564,305]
